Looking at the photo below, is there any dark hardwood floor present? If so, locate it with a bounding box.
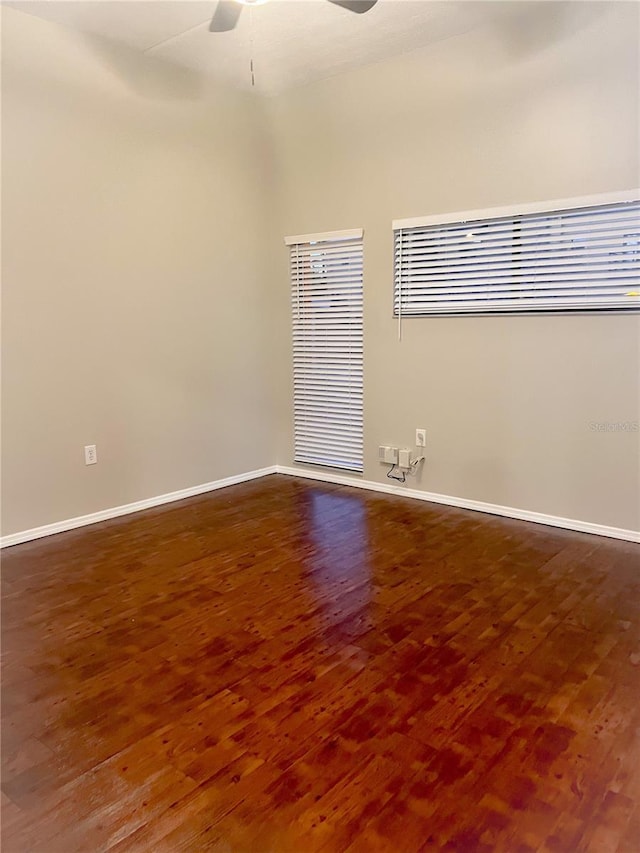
[1,474,639,852]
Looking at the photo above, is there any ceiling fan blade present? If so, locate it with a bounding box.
[326,0,378,13]
[209,1,243,32]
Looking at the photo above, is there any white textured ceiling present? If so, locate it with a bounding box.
[4,1,603,94]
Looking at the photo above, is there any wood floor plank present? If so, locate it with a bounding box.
[1,474,639,851]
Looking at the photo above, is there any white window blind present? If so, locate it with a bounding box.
[287,230,363,473]
[394,192,640,316]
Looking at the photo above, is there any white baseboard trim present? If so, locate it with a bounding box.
[0,466,278,549]
[276,465,640,543]
[3,463,637,548]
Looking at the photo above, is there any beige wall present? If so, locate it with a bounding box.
[1,7,278,535]
[2,2,639,539]
[269,1,640,531]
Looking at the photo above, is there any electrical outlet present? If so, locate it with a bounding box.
[415,429,426,447]
[84,445,97,465]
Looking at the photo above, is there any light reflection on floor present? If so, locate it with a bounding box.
[303,488,373,641]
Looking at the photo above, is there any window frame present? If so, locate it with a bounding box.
[392,189,640,318]
[286,228,364,475]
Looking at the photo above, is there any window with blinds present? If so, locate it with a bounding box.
[287,229,363,473]
[394,192,640,316]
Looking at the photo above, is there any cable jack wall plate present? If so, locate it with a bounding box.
[378,445,398,464]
